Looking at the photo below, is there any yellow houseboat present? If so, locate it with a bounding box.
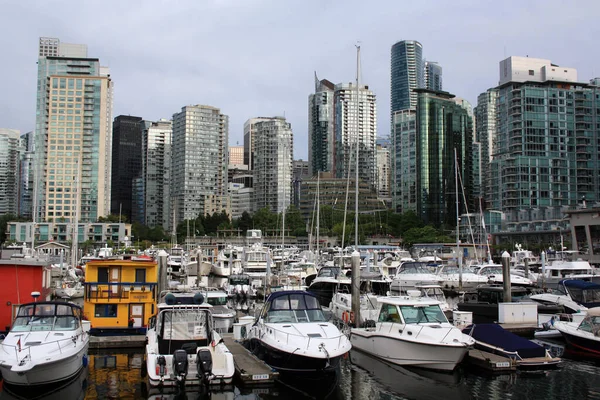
[83,255,157,334]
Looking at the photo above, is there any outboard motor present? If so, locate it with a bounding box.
[196,348,213,384]
[172,349,189,383]
[156,355,167,381]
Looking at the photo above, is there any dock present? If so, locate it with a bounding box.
[89,335,146,349]
[222,335,279,385]
[465,349,517,373]
[499,323,538,338]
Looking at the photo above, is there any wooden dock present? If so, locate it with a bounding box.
[222,335,278,385]
[465,349,517,373]
[89,335,146,349]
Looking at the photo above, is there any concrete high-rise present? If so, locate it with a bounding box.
[142,119,172,231]
[474,88,498,206]
[19,131,35,219]
[333,82,377,189]
[488,56,599,236]
[172,105,228,225]
[0,129,21,216]
[252,117,293,213]
[111,115,144,221]
[308,74,335,176]
[33,37,113,223]
[390,40,423,113]
[424,61,443,91]
[243,117,272,170]
[376,138,391,202]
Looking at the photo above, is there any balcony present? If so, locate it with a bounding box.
[84,282,157,301]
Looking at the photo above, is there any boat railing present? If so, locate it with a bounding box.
[2,332,86,361]
[266,323,346,349]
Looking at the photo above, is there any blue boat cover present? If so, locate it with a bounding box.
[462,324,545,359]
[561,279,600,290]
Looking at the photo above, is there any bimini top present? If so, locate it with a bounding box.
[561,279,600,290]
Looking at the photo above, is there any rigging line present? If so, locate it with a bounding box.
[456,153,479,264]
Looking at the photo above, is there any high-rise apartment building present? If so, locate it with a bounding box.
[333,83,377,189]
[33,37,113,223]
[253,117,293,213]
[172,105,228,224]
[390,40,423,114]
[393,89,473,226]
[292,159,310,208]
[111,115,144,221]
[474,88,498,206]
[308,74,336,176]
[142,119,172,231]
[424,61,443,91]
[488,56,599,234]
[0,129,21,216]
[228,145,244,166]
[243,117,272,170]
[19,131,35,219]
[376,139,391,202]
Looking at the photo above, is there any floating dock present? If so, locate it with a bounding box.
[222,335,279,385]
[465,349,517,373]
[89,335,146,349]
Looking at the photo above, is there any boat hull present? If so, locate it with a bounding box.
[560,330,600,357]
[349,329,468,371]
[0,343,88,386]
[248,338,343,376]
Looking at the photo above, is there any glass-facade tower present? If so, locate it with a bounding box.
[390,40,423,113]
[308,74,335,176]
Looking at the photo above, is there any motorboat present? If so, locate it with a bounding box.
[390,261,444,293]
[463,323,561,369]
[350,291,475,371]
[537,250,598,289]
[243,242,270,288]
[212,246,243,277]
[144,291,235,389]
[530,279,600,314]
[553,307,600,357]
[457,285,563,324]
[307,266,349,307]
[226,273,256,299]
[436,265,489,291]
[329,279,390,326]
[0,299,90,386]
[245,290,351,376]
[202,287,236,334]
[473,263,534,287]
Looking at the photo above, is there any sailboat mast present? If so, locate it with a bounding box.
[71,155,81,268]
[316,173,320,258]
[455,148,462,290]
[355,44,360,249]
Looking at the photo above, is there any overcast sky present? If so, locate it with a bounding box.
[2,0,599,160]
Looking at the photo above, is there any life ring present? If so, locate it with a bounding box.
[342,311,350,323]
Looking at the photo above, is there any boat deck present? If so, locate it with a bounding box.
[222,335,278,385]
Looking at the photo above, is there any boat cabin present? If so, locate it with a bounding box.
[553,279,600,308]
[11,301,83,333]
[376,296,448,325]
[259,291,328,324]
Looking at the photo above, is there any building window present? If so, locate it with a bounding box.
[529,70,535,76]
[135,269,146,283]
[98,267,109,283]
[95,304,117,318]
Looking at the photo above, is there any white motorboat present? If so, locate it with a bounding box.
[350,291,474,371]
[531,279,600,314]
[436,265,489,291]
[246,290,351,376]
[474,263,534,287]
[553,307,600,357]
[226,273,256,299]
[0,299,90,386]
[144,292,235,389]
[538,250,598,289]
[202,287,236,334]
[329,280,389,326]
[307,266,349,307]
[212,246,243,277]
[390,261,444,293]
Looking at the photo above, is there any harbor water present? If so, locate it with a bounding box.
[2,342,600,400]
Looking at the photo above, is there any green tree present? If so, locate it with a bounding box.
[401,226,452,247]
[284,205,307,236]
[98,214,127,223]
[236,211,253,233]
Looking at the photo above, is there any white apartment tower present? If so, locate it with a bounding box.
[34,37,113,223]
[334,82,377,189]
[253,117,293,213]
[172,105,229,224]
[0,129,21,215]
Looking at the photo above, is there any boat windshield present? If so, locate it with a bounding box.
[207,296,228,306]
[229,276,250,285]
[480,266,503,275]
[160,309,209,341]
[577,316,600,333]
[399,304,447,324]
[317,267,339,278]
[441,266,476,274]
[568,287,600,303]
[12,303,80,332]
[264,293,327,323]
[398,263,431,275]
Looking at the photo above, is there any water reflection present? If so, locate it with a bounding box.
[0,368,88,400]
[347,349,468,400]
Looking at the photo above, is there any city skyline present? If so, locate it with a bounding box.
[1,1,599,160]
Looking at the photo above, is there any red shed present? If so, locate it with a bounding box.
[0,258,52,333]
